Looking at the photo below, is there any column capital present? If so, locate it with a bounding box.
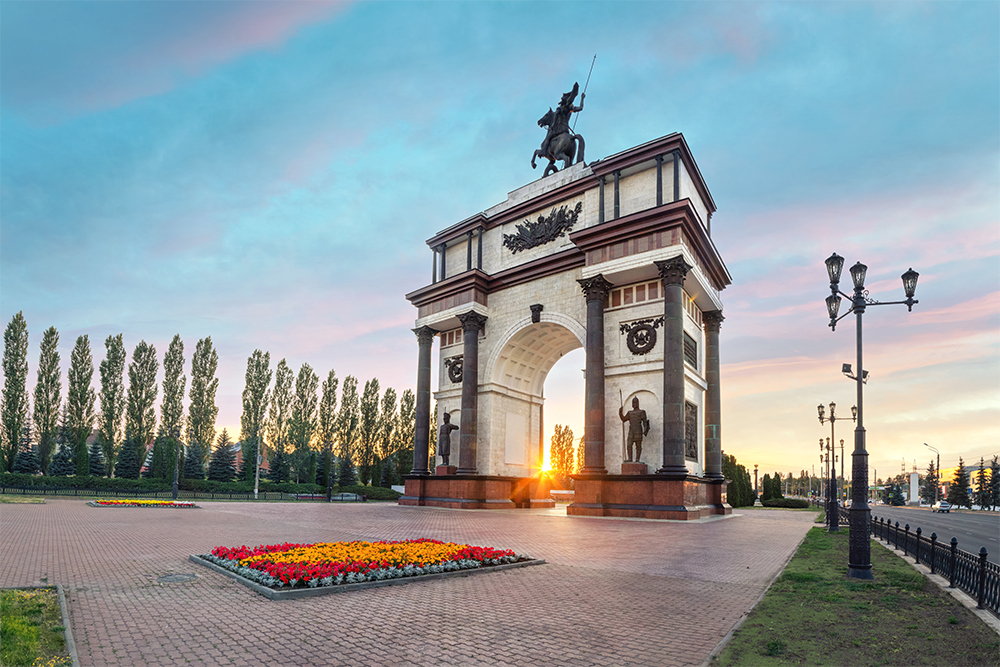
[412,326,437,346]
[703,310,725,332]
[457,310,488,333]
[578,274,614,302]
[655,256,693,285]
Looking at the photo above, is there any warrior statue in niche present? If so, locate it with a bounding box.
[619,397,650,463]
[438,413,459,467]
[531,82,587,177]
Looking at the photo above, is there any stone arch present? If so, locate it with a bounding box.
[488,314,586,397]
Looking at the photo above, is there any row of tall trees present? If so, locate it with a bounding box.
[236,350,416,489]
[549,424,584,489]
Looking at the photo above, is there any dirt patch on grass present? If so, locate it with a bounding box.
[713,528,1000,666]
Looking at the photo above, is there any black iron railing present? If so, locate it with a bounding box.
[871,515,998,617]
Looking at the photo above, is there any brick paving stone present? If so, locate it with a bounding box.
[1,499,813,666]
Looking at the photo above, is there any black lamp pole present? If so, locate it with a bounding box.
[817,402,856,532]
[825,253,919,580]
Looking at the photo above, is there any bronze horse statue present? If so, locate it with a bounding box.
[531,83,586,177]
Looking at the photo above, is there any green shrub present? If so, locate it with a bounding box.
[762,497,810,509]
[340,484,402,501]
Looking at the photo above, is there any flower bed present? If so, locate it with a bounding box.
[200,538,524,590]
[89,499,197,508]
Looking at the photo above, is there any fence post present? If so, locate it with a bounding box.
[949,537,958,588]
[903,524,909,556]
[914,527,921,565]
[978,547,988,610]
[893,521,899,549]
[929,533,937,574]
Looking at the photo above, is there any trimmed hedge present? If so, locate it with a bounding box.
[339,485,402,501]
[1,472,324,496]
[762,497,810,509]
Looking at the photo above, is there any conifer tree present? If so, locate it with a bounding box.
[289,363,319,483]
[114,434,142,479]
[144,435,168,479]
[267,447,290,483]
[207,429,236,482]
[98,334,127,476]
[88,440,106,477]
[187,337,219,465]
[975,457,990,510]
[240,350,271,481]
[990,455,999,512]
[125,341,158,465]
[67,335,96,475]
[33,326,61,474]
[2,312,30,472]
[761,473,772,501]
[12,425,40,474]
[948,458,971,509]
[183,442,205,480]
[357,378,381,485]
[921,460,938,504]
[317,369,339,493]
[49,443,77,477]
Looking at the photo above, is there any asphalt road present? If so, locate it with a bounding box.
[864,504,1000,565]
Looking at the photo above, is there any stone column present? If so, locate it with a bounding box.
[656,256,692,477]
[410,326,436,475]
[703,310,724,479]
[457,310,487,475]
[578,275,614,474]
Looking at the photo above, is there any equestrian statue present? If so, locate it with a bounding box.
[531,82,586,178]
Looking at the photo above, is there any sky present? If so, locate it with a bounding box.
[1,1,997,484]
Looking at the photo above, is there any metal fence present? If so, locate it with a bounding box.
[871,515,998,618]
[0,485,366,503]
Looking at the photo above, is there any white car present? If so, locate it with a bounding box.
[932,501,951,513]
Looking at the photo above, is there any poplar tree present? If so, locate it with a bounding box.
[66,335,96,475]
[160,335,185,437]
[394,389,415,480]
[336,376,359,486]
[207,428,236,482]
[98,334,126,476]
[317,369,339,492]
[32,326,61,474]
[376,387,398,486]
[240,350,271,481]
[186,337,219,465]
[2,312,30,472]
[289,363,319,483]
[125,340,158,467]
[266,359,293,474]
[550,424,575,489]
[357,378,381,485]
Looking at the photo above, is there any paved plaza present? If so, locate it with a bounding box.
[2,499,814,666]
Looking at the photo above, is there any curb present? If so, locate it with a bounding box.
[56,584,80,667]
[189,554,546,600]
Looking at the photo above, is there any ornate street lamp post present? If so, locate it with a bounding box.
[817,402,856,531]
[825,253,919,580]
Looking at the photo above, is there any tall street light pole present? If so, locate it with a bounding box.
[818,402,856,532]
[825,253,919,580]
[924,443,940,505]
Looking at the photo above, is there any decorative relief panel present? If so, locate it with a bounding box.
[444,356,463,384]
[503,202,583,254]
[619,317,664,356]
[685,401,698,461]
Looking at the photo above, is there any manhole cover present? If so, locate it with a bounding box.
[157,573,196,583]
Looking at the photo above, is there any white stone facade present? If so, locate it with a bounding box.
[407,133,730,479]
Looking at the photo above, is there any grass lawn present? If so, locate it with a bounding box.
[713,527,1000,667]
[0,588,71,667]
[0,495,45,504]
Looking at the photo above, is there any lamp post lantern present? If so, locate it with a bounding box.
[924,443,940,506]
[825,253,918,580]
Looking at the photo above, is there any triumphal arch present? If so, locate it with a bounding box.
[400,88,732,519]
